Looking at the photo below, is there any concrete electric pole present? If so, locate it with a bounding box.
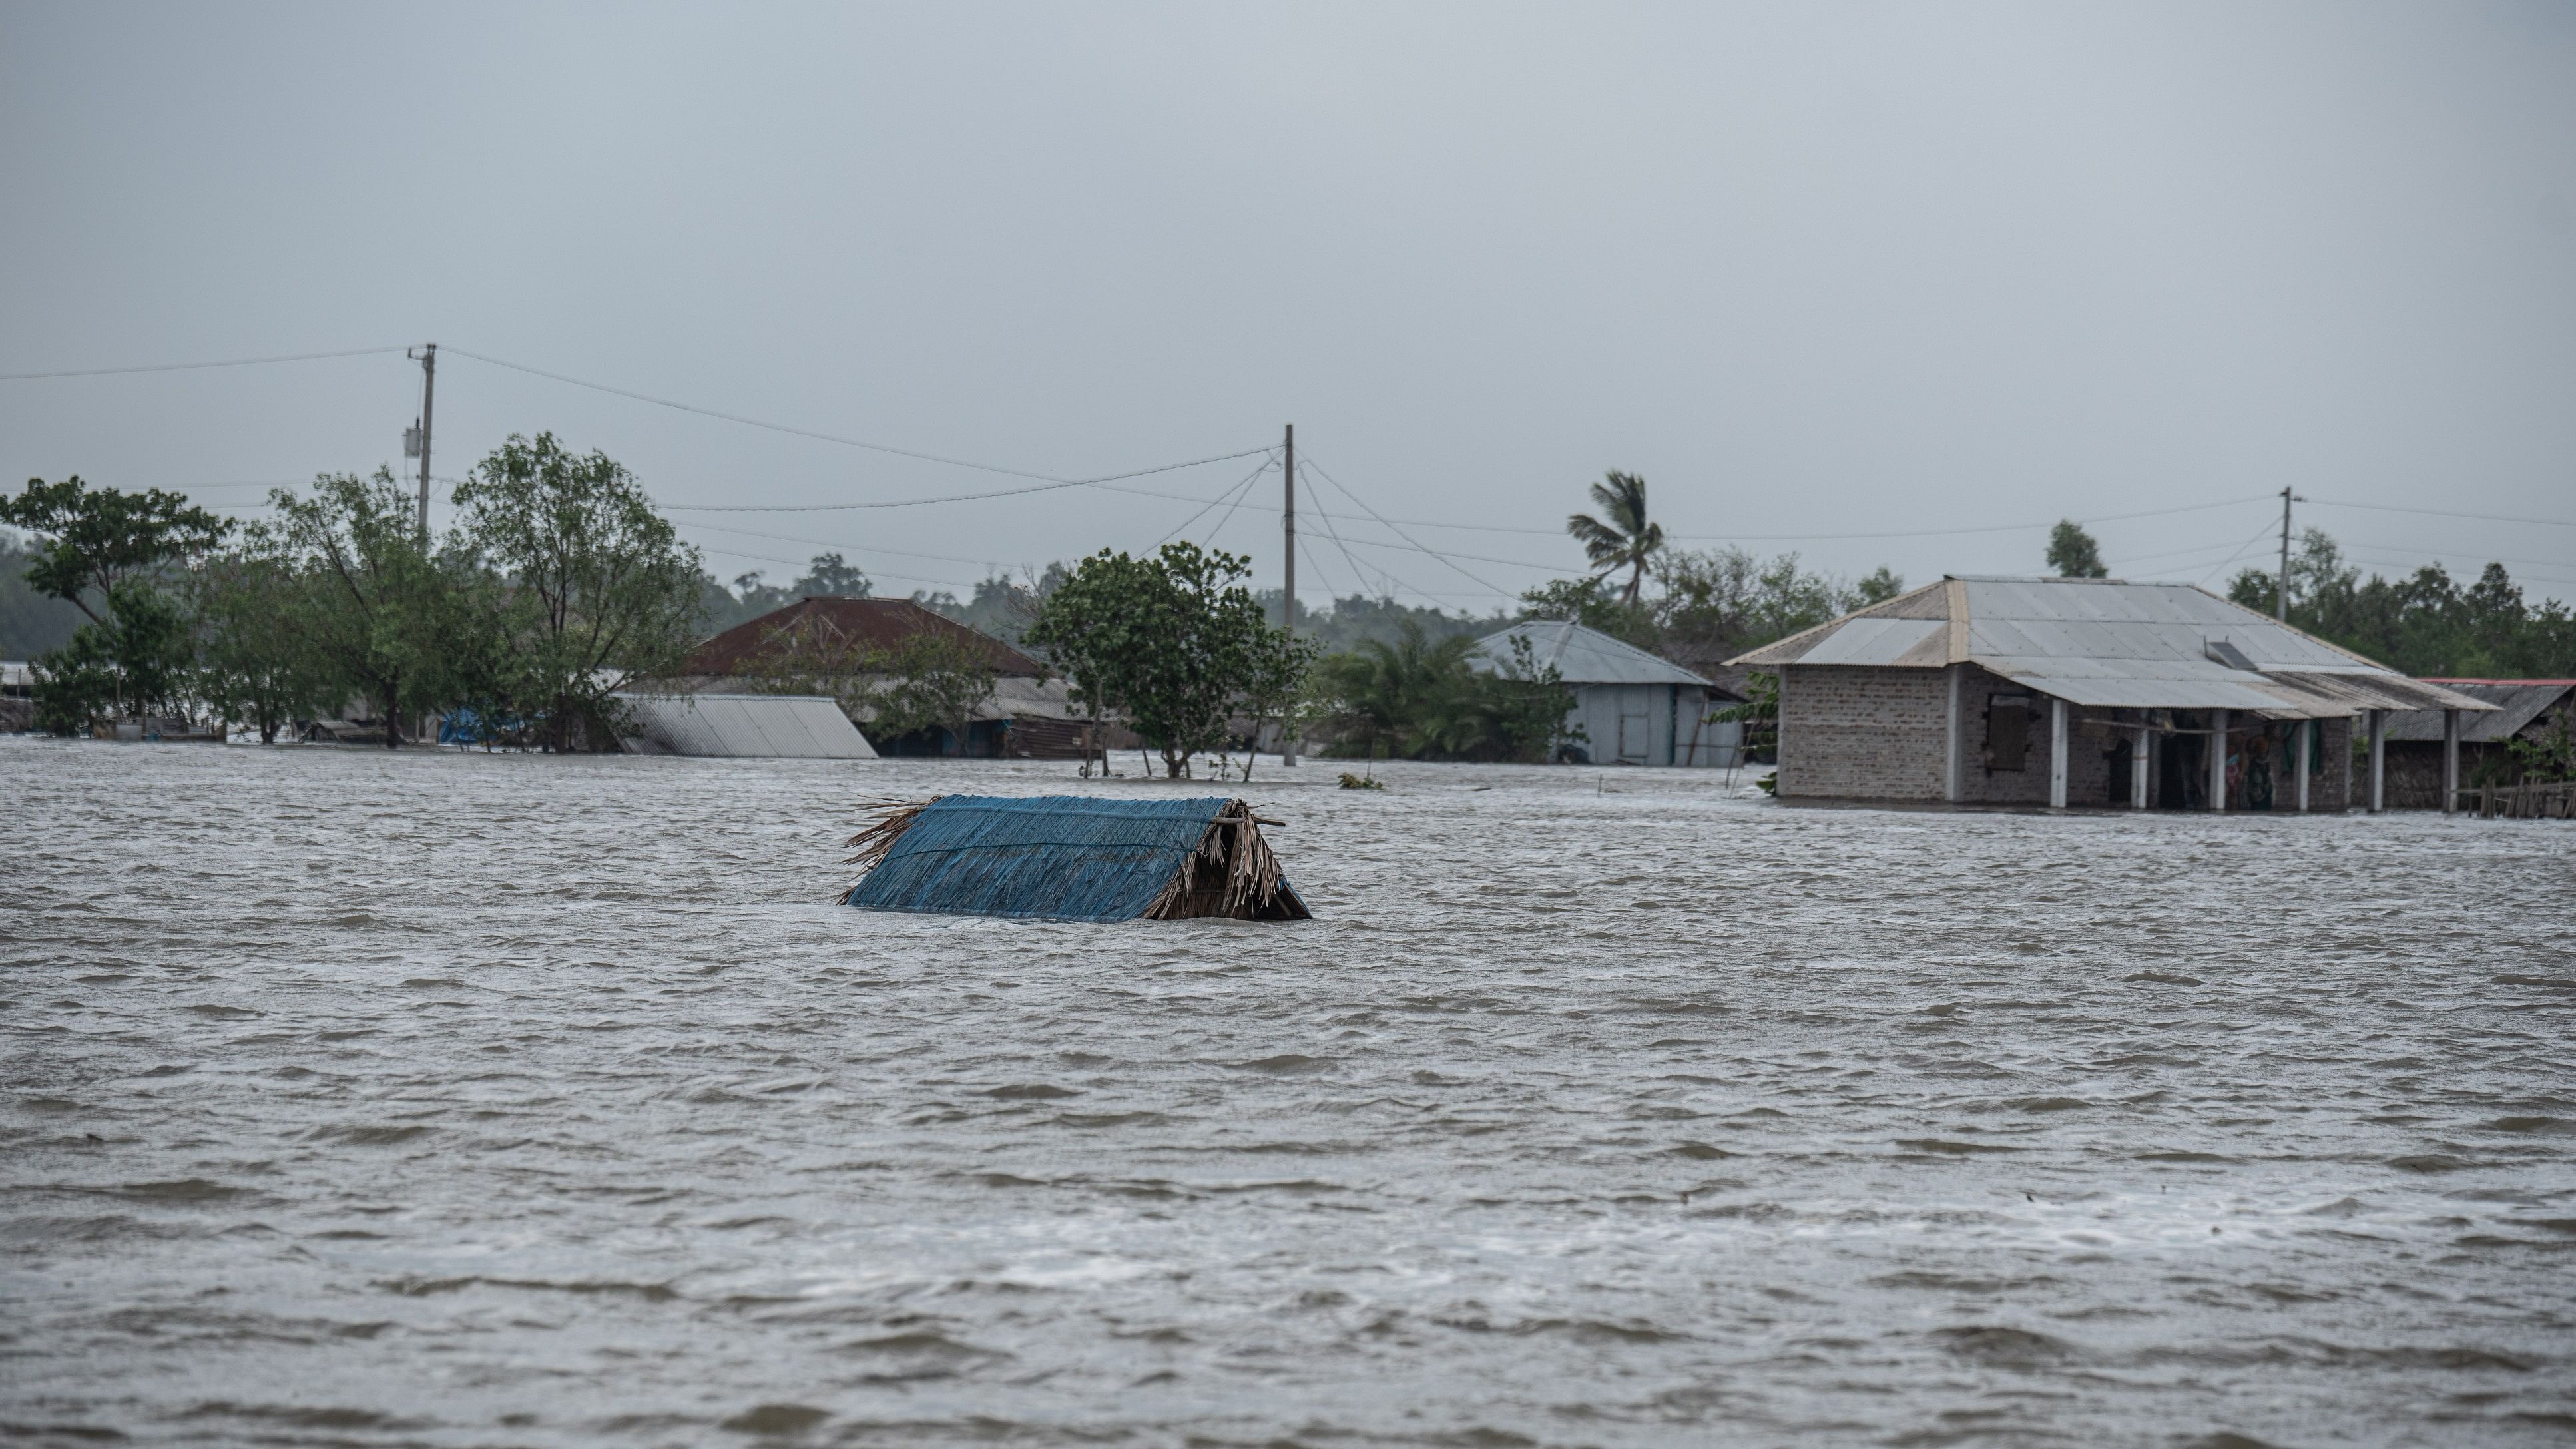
[1282,422,1298,768]
[2276,485,2303,622]
[408,343,437,538]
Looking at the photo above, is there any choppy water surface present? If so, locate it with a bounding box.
[5,738,2574,1447]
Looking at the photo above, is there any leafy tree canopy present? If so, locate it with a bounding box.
[2047,520,2108,579]
[2229,528,2575,678]
[1567,470,1667,605]
[0,476,232,623]
[1025,543,1296,777]
[453,433,708,751]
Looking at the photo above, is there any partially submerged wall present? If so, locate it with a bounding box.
[1776,664,1947,800]
[1780,662,2361,812]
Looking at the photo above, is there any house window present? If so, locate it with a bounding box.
[1985,694,2029,772]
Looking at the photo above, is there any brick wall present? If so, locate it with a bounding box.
[1776,665,1947,800]
[1780,662,2363,811]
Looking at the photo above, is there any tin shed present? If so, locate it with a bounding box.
[1469,620,1737,766]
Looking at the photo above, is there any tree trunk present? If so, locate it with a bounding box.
[382,682,402,748]
[1162,747,1184,778]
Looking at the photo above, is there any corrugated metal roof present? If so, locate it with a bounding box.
[2382,682,2573,742]
[1798,616,1946,665]
[617,693,878,758]
[684,598,1048,679]
[1728,575,2496,716]
[1469,620,1710,686]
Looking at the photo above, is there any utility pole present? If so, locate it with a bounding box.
[408,342,437,539]
[2276,485,2302,622]
[1281,422,1297,768]
[406,342,438,748]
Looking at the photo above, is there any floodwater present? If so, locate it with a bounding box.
[5,738,2574,1449]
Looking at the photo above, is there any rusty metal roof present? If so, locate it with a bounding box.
[683,597,1049,679]
[1727,575,2497,718]
[2382,682,2573,742]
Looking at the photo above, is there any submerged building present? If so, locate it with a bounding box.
[842,795,1308,922]
[2378,680,2576,809]
[670,597,1090,758]
[1470,619,1742,766]
[1729,576,2495,811]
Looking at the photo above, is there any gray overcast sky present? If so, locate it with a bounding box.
[5,2,2573,608]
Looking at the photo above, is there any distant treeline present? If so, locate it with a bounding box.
[4,435,707,747]
[2227,530,2575,679]
[17,457,2567,760]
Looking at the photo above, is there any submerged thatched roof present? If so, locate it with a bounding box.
[843,795,1309,923]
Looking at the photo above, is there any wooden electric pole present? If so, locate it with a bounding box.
[1282,422,1297,768]
[409,342,438,538]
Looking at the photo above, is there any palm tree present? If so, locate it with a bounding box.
[1566,470,1667,605]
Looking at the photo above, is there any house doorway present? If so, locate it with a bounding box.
[1616,711,1651,763]
[2159,719,2208,810]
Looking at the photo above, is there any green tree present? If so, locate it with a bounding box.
[1025,543,1279,778]
[30,581,194,734]
[1230,623,1318,780]
[1567,470,1667,605]
[2228,528,2575,678]
[1469,633,1584,762]
[193,539,336,742]
[1518,575,1659,650]
[266,469,461,748]
[1,477,233,733]
[0,476,232,624]
[858,630,999,752]
[798,551,872,598]
[2,530,89,659]
[453,434,707,752]
[1853,565,1906,605]
[2047,520,2107,578]
[1311,621,1479,762]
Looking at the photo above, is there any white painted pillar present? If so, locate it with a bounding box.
[2295,719,2312,813]
[2208,709,2229,813]
[1944,665,1963,804]
[2442,708,2460,814]
[2367,709,2386,814]
[2132,724,2150,810]
[2049,697,2069,808]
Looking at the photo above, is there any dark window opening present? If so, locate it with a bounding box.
[1985,694,2029,772]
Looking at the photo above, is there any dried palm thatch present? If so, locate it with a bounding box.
[842,795,1309,922]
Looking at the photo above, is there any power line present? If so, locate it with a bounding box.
[1263,491,2278,543]
[1296,536,1348,603]
[1300,455,1511,598]
[2340,541,2576,576]
[2194,517,2296,587]
[692,541,983,595]
[0,346,409,382]
[443,346,1268,493]
[2309,498,2576,531]
[676,520,1043,573]
[1303,463,1434,604]
[1156,456,1275,546]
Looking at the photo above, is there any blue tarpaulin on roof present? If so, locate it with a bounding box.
[843,795,1303,922]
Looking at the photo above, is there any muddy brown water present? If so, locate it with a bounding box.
[4,737,2573,1446]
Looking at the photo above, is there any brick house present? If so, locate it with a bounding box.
[1728,577,2495,812]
